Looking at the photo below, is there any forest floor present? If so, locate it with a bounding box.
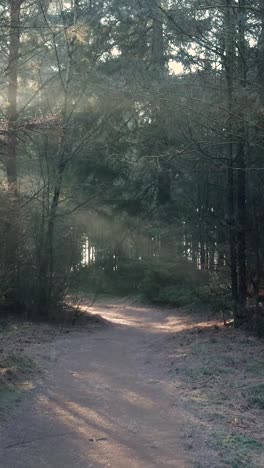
[0,299,264,467]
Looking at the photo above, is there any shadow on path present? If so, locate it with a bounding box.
[0,301,189,468]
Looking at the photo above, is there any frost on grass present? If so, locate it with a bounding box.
[158,313,264,467]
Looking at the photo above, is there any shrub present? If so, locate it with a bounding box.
[71,255,231,311]
[139,258,209,305]
[154,285,198,306]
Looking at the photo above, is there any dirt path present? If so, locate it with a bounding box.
[0,303,189,467]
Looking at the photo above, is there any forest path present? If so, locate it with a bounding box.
[0,302,189,467]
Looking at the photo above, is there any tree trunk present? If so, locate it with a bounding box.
[224,0,238,317]
[38,2,77,316]
[7,0,21,193]
[152,0,165,70]
[257,4,264,85]
[236,0,247,316]
[6,0,22,304]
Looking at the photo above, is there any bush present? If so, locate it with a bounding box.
[0,183,83,319]
[72,258,147,296]
[139,258,209,305]
[77,256,209,306]
[71,255,231,311]
[153,285,198,306]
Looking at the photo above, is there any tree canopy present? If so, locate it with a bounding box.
[0,0,263,330]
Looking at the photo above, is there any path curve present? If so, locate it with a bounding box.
[0,302,188,467]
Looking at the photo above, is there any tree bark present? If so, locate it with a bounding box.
[5,0,22,304]
[39,1,77,315]
[152,0,165,70]
[7,0,21,193]
[224,0,238,315]
[236,0,247,315]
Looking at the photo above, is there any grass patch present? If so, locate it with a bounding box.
[0,353,37,415]
[214,432,262,468]
[247,384,264,409]
[246,361,264,377]
[164,316,264,467]
[0,387,22,403]
[0,354,36,371]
